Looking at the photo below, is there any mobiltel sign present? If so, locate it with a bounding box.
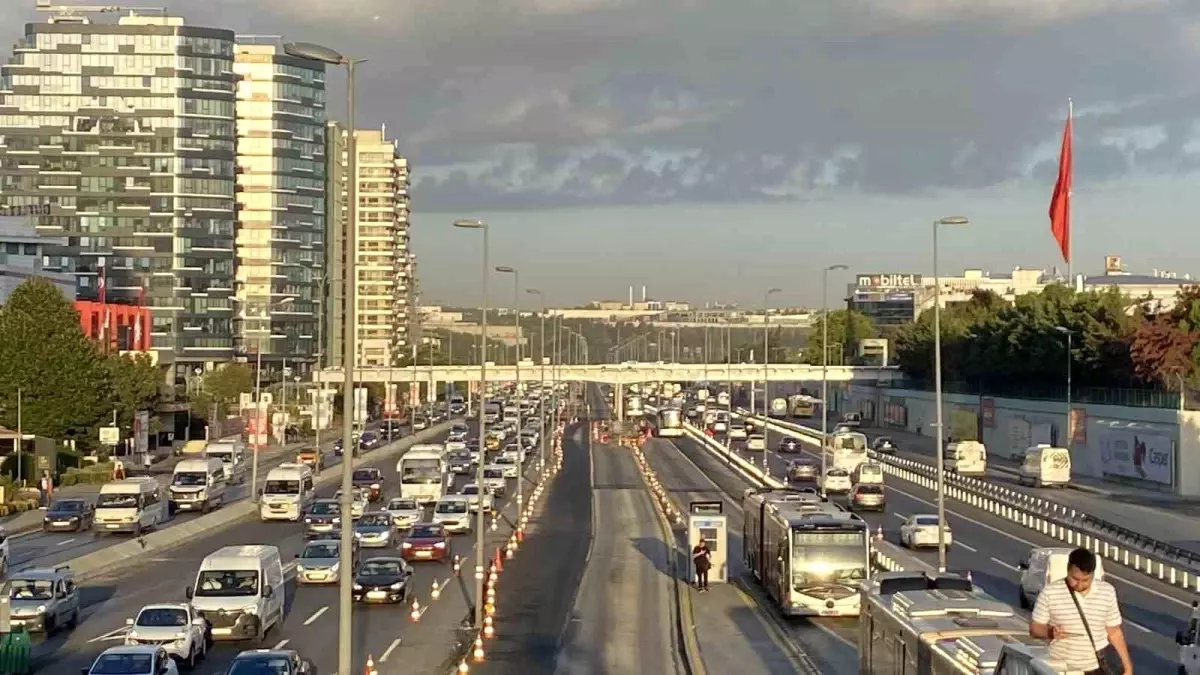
[856,273,922,289]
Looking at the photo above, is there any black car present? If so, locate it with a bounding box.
[227,648,313,675]
[334,433,360,457]
[359,432,381,451]
[352,556,413,604]
[43,498,94,532]
[352,467,384,501]
[777,437,801,453]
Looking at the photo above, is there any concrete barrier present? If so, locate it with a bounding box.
[60,422,454,581]
[737,410,1200,592]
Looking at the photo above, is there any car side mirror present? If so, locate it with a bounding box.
[125,617,134,625]
[294,553,300,559]
[263,585,273,598]
[184,586,194,599]
[257,488,263,497]
[1177,630,1186,645]
[82,668,90,675]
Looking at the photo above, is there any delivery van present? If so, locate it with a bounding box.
[187,545,285,641]
[169,457,227,513]
[944,440,988,477]
[1017,445,1071,488]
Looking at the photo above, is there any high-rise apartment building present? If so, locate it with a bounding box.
[0,11,238,382]
[323,127,414,368]
[323,120,347,369]
[232,42,326,378]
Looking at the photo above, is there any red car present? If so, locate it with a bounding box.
[401,523,449,562]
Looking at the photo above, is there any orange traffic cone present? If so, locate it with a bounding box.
[493,547,504,573]
[365,654,379,675]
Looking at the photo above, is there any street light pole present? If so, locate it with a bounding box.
[454,219,490,628]
[1055,326,1073,452]
[249,297,294,503]
[762,288,781,475]
[527,289,546,472]
[820,265,847,497]
[496,266,523,512]
[932,216,969,572]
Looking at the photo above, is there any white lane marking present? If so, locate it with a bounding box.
[380,637,402,661]
[891,513,908,520]
[990,557,1018,572]
[303,606,328,625]
[87,626,130,644]
[956,542,978,553]
[56,538,76,547]
[1126,620,1152,633]
[273,639,290,649]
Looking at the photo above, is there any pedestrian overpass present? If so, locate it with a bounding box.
[313,362,901,386]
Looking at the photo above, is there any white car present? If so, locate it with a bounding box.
[746,434,766,451]
[460,483,495,513]
[728,426,748,441]
[481,466,508,497]
[431,495,472,533]
[334,488,369,519]
[125,603,209,668]
[88,646,179,675]
[493,456,520,478]
[446,440,468,453]
[900,514,953,549]
[820,468,853,493]
[499,448,522,464]
[384,497,423,530]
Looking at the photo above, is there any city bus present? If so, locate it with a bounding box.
[396,447,448,504]
[789,394,816,419]
[742,487,869,617]
[825,431,869,474]
[657,407,684,437]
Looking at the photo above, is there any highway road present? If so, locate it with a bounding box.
[661,422,1184,673]
[33,419,540,674]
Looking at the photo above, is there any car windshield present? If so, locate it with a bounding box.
[49,500,84,512]
[302,543,339,558]
[10,579,52,600]
[387,499,417,511]
[359,560,404,576]
[856,485,884,495]
[353,470,379,482]
[194,570,259,597]
[228,657,293,675]
[410,525,442,538]
[96,493,139,508]
[310,501,339,515]
[436,501,468,514]
[877,437,892,444]
[358,514,390,527]
[264,480,299,495]
[828,470,849,477]
[89,654,154,674]
[495,457,514,465]
[136,608,188,627]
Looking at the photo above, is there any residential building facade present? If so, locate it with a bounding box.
[232,41,326,378]
[0,12,238,382]
[0,217,73,302]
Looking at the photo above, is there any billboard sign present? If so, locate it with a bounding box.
[856,273,922,288]
[1092,420,1173,485]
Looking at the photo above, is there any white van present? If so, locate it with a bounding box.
[204,440,248,485]
[1016,546,1105,610]
[852,461,885,485]
[186,545,285,642]
[944,440,988,476]
[259,463,315,521]
[169,458,227,514]
[94,477,166,535]
[1017,445,1071,488]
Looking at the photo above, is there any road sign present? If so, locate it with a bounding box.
[99,426,120,445]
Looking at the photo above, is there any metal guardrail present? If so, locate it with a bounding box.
[741,411,1200,592]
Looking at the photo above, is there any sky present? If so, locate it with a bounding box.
[7,0,1200,307]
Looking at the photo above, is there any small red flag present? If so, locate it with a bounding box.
[1048,105,1072,264]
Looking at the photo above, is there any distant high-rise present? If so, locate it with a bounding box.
[233,41,326,378]
[0,11,238,382]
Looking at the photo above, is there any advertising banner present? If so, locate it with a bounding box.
[133,410,150,457]
[981,398,995,428]
[883,398,907,428]
[1092,420,1173,485]
[1069,408,1087,445]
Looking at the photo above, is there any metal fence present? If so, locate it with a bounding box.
[878,377,1192,410]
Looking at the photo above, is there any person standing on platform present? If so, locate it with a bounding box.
[692,538,711,592]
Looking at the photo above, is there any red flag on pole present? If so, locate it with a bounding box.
[1048,103,1072,264]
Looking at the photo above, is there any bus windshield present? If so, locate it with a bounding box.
[790,530,867,588]
[401,458,442,484]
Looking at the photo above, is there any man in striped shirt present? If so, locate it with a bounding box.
[1030,547,1133,674]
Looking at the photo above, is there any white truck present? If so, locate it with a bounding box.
[769,397,789,418]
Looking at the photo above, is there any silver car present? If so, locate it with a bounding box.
[384,497,423,530]
[296,539,346,584]
[354,512,395,548]
[493,456,519,478]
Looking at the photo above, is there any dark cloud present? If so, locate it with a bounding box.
[8,0,1199,210]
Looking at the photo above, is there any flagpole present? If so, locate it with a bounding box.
[1066,97,1073,289]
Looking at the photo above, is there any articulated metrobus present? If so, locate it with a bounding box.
[656,407,684,437]
[743,488,869,617]
[825,431,870,474]
[789,394,817,418]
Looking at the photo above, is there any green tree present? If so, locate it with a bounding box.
[0,279,108,446]
[198,363,253,417]
[102,353,162,430]
[801,310,879,365]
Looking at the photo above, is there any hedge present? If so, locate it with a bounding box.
[0,499,41,517]
[58,463,115,487]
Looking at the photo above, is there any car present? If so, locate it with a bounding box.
[445,440,468,454]
[358,431,381,451]
[746,434,766,451]
[43,498,95,532]
[352,467,385,501]
[786,458,819,482]
[450,423,470,436]
[819,468,852,493]
[492,456,519,478]
[124,603,210,668]
[849,483,886,511]
[481,466,507,497]
[303,499,341,538]
[871,436,897,454]
[226,649,314,675]
[728,426,748,441]
[294,447,325,471]
[401,523,450,562]
[446,451,473,475]
[499,447,522,464]
[353,512,395,548]
[84,646,179,675]
[333,432,361,457]
[383,497,423,530]
[777,437,801,454]
[352,556,413,604]
[412,416,429,431]
[334,487,369,519]
[9,565,79,634]
[431,495,471,533]
[295,538,355,584]
[900,514,952,549]
[460,483,494,513]
[379,420,405,439]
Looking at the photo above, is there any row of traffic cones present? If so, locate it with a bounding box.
[631,441,685,528]
[455,419,568,672]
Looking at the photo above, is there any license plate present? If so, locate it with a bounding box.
[106,523,119,529]
[212,627,232,635]
[53,521,70,526]
[416,551,431,558]
[367,590,388,599]
[820,609,839,616]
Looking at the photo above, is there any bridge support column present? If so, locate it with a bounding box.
[614,383,624,422]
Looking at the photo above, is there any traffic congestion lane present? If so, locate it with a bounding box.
[669,430,1180,672]
[35,424,478,673]
[643,435,858,675]
[782,415,1200,552]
